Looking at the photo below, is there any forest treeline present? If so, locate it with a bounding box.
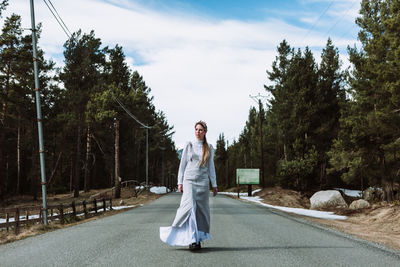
[1,0,399,202]
[0,0,179,202]
[214,0,400,201]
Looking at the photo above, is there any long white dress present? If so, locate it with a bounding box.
[160,140,217,246]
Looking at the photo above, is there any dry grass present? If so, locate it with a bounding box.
[254,186,310,209]
[0,224,62,245]
[0,188,163,245]
[306,204,400,251]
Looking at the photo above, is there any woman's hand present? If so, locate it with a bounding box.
[212,187,218,197]
[178,184,183,193]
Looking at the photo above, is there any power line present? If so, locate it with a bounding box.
[47,0,72,36]
[324,0,359,40]
[338,23,359,41]
[302,0,335,43]
[42,0,71,39]
[114,97,151,129]
[113,96,151,188]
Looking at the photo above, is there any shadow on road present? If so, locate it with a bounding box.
[176,245,353,253]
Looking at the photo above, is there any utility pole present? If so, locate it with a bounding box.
[113,97,151,189]
[249,93,268,187]
[30,0,48,225]
[145,128,149,188]
[226,140,229,187]
[115,118,120,198]
[159,146,166,186]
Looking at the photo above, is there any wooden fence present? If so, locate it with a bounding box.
[0,198,112,235]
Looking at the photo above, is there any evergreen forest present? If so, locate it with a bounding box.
[1,0,400,203]
[214,0,400,202]
[0,0,179,201]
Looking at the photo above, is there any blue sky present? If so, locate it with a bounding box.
[110,0,360,39]
[4,0,361,148]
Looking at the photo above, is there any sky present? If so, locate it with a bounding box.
[3,0,361,149]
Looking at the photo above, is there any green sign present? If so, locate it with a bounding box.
[236,169,259,185]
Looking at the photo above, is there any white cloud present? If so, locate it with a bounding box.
[3,0,360,149]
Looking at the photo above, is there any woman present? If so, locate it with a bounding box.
[160,120,218,250]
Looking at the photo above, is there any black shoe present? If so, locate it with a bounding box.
[189,242,201,251]
[195,243,201,250]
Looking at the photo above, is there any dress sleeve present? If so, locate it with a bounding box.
[208,145,217,188]
[177,142,189,185]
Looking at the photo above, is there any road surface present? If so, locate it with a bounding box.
[0,192,399,266]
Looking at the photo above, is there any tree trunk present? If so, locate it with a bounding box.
[161,150,165,186]
[283,143,288,162]
[136,137,141,182]
[48,152,62,185]
[226,141,230,187]
[84,125,91,192]
[0,128,5,200]
[360,168,364,198]
[74,124,82,198]
[0,61,11,200]
[31,126,39,201]
[32,158,39,201]
[69,155,73,193]
[1,61,10,125]
[319,159,327,190]
[5,154,8,194]
[17,115,21,194]
[114,118,121,198]
[381,154,393,202]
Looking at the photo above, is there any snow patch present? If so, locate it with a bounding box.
[334,188,362,197]
[150,186,170,194]
[220,192,347,220]
[219,188,261,197]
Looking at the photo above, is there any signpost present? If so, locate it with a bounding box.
[236,168,259,197]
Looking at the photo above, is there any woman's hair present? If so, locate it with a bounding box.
[195,120,210,167]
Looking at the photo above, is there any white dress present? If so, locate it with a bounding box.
[160,140,217,246]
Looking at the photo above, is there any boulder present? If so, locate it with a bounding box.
[310,190,348,210]
[363,187,384,202]
[349,199,370,210]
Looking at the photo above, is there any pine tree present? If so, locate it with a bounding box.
[0,0,7,17]
[14,24,55,197]
[314,38,345,188]
[60,30,106,197]
[329,0,400,200]
[265,42,321,190]
[265,40,294,163]
[0,14,23,199]
[215,133,227,188]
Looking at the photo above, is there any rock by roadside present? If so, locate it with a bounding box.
[310,190,348,210]
[349,199,370,210]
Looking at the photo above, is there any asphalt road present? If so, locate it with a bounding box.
[1,192,399,267]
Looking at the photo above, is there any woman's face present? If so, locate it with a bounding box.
[195,124,206,140]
